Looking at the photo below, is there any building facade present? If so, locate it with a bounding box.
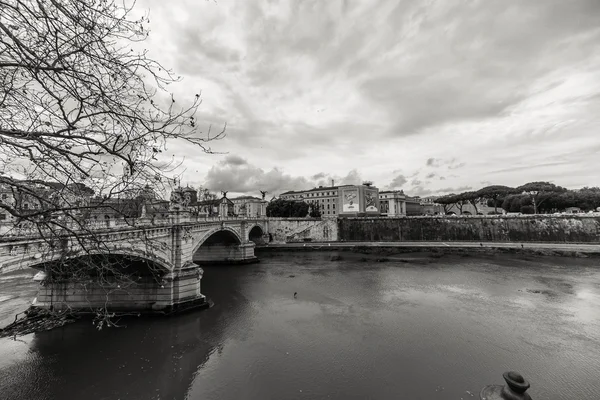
[280,185,340,216]
[229,196,268,217]
[279,183,380,217]
[419,196,444,215]
[0,180,95,223]
[379,190,407,216]
[197,197,235,217]
[405,197,423,216]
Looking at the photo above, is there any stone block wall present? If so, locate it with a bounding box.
[337,216,600,243]
[266,217,338,243]
[33,270,204,312]
[193,243,256,263]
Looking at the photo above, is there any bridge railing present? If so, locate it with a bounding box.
[0,215,268,240]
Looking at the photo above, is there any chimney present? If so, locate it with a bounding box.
[331,179,335,187]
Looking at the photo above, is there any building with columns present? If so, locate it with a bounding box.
[379,190,407,216]
[229,196,268,217]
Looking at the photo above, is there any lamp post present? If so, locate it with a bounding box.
[526,191,539,214]
[480,371,532,400]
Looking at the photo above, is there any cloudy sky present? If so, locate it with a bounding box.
[137,0,600,197]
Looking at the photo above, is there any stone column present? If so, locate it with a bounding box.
[239,220,248,243]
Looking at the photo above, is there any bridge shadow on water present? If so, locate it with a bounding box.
[0,264,254,400]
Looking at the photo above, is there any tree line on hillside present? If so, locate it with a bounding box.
[435,182,600,214]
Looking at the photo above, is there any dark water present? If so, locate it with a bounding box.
[1,251,599,400]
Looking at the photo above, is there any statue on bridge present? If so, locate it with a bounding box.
[170,187,198,212]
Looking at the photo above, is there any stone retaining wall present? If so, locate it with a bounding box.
[338,216,600,243]
[266,217,338,243]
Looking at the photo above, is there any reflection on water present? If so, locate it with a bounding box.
[1,251,599,400]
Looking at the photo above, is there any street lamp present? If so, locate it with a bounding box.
[527,191,539,214]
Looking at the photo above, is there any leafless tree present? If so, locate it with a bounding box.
[0,0,224,331]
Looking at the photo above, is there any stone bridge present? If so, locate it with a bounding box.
[0,214,269,313]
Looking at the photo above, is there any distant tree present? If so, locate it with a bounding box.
[450,193,471,215]
[502,195,524,213]
[516,182,567,214]
[460,191,480,215]
[575,187,600,211]
[476,185,516,214]
[266,199,309,217]
[520,205,535,214]
[308,202,322,218]
[435,194,456,214]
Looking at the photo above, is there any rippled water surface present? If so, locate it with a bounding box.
[1,251,599,400]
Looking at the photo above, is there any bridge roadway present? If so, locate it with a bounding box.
[0,214,269,313]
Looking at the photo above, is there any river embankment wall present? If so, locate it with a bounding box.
[266,217,338,243]
[339,216,600,243]
[268,215,600,243]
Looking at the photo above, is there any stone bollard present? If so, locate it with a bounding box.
[480,371,532,400]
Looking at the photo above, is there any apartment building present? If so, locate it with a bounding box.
[229,196,267,217]
[280,183,380,217]
[280,185,340,216]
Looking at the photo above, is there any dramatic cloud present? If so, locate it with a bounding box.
[221,155,248,166]
[205,163,311,196]
[205,160,365,197]
[339,170,363,185]
[426,158,440,167]
[389,174,408,189]
[448,162,466,170]
[135,0,600,195]
[411,185,474,197]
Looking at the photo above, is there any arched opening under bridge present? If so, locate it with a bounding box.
[193,228,255,265]
[248,225,265,245]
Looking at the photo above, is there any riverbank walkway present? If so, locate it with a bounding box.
[259,241,600,255]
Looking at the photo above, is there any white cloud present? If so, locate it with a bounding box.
[134,0,600,195]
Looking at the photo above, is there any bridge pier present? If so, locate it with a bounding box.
[193,242,257,265]
[32,263,206,314]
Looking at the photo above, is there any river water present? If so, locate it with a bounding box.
[0,250,599,400]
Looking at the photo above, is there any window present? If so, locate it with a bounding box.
[0,213,5,220]
[23,203,29,210]
[1,194,6,200]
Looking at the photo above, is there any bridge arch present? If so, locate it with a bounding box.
[248,224,265,244]
[192,227,243,255]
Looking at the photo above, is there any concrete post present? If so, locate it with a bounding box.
[480,371,532,400]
